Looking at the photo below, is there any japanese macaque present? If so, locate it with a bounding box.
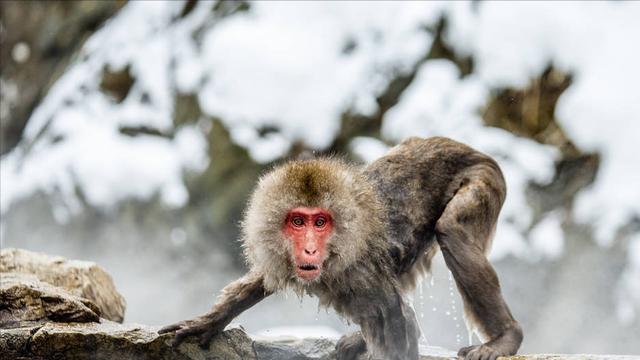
[159,137,523,360]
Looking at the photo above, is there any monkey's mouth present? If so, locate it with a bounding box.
[296,263,321,280]
[298,264,318,271]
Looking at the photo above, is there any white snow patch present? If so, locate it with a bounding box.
[350,137,390,164]
[1,107,208,211]
[529,210,565,260]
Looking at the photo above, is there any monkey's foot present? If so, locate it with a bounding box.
[335,331,367,360]
[158,314,226,349]
[458,323,522,360]
[458,344,504,360]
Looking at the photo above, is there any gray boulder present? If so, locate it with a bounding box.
[1,248,126,322]
[0,272,101,326]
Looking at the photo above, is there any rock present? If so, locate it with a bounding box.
[1,248,126,322]
[0,273,100,326]
[253,336,335,360]
[0,321,178,360]
[0,321,636,360]
[0,322,319,360]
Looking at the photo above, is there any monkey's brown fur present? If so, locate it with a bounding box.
[160,136,523,360]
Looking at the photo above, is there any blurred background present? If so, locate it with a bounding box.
[1,0,639,355]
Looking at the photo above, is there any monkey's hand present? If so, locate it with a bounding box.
[158,312,228,349]
[335,331,367,360]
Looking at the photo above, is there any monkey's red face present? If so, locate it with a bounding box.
[283,207,333,281]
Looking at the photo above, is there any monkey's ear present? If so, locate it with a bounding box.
[295,150,316,161]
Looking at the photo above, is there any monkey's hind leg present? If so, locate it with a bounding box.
[434,177,522,360]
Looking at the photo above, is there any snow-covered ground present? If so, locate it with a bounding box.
[1,1,639,324]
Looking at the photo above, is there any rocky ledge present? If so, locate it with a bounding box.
[1,321,338,360]
[1,320,637,360]
[0,248,635,360]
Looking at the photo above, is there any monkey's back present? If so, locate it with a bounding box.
[363,136,505,287]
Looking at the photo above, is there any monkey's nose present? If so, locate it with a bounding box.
[304,248,317,255]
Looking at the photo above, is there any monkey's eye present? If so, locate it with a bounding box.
[291,217,305,227]
[314,218,326,227]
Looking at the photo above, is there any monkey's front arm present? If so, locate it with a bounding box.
[158,272,270,348]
